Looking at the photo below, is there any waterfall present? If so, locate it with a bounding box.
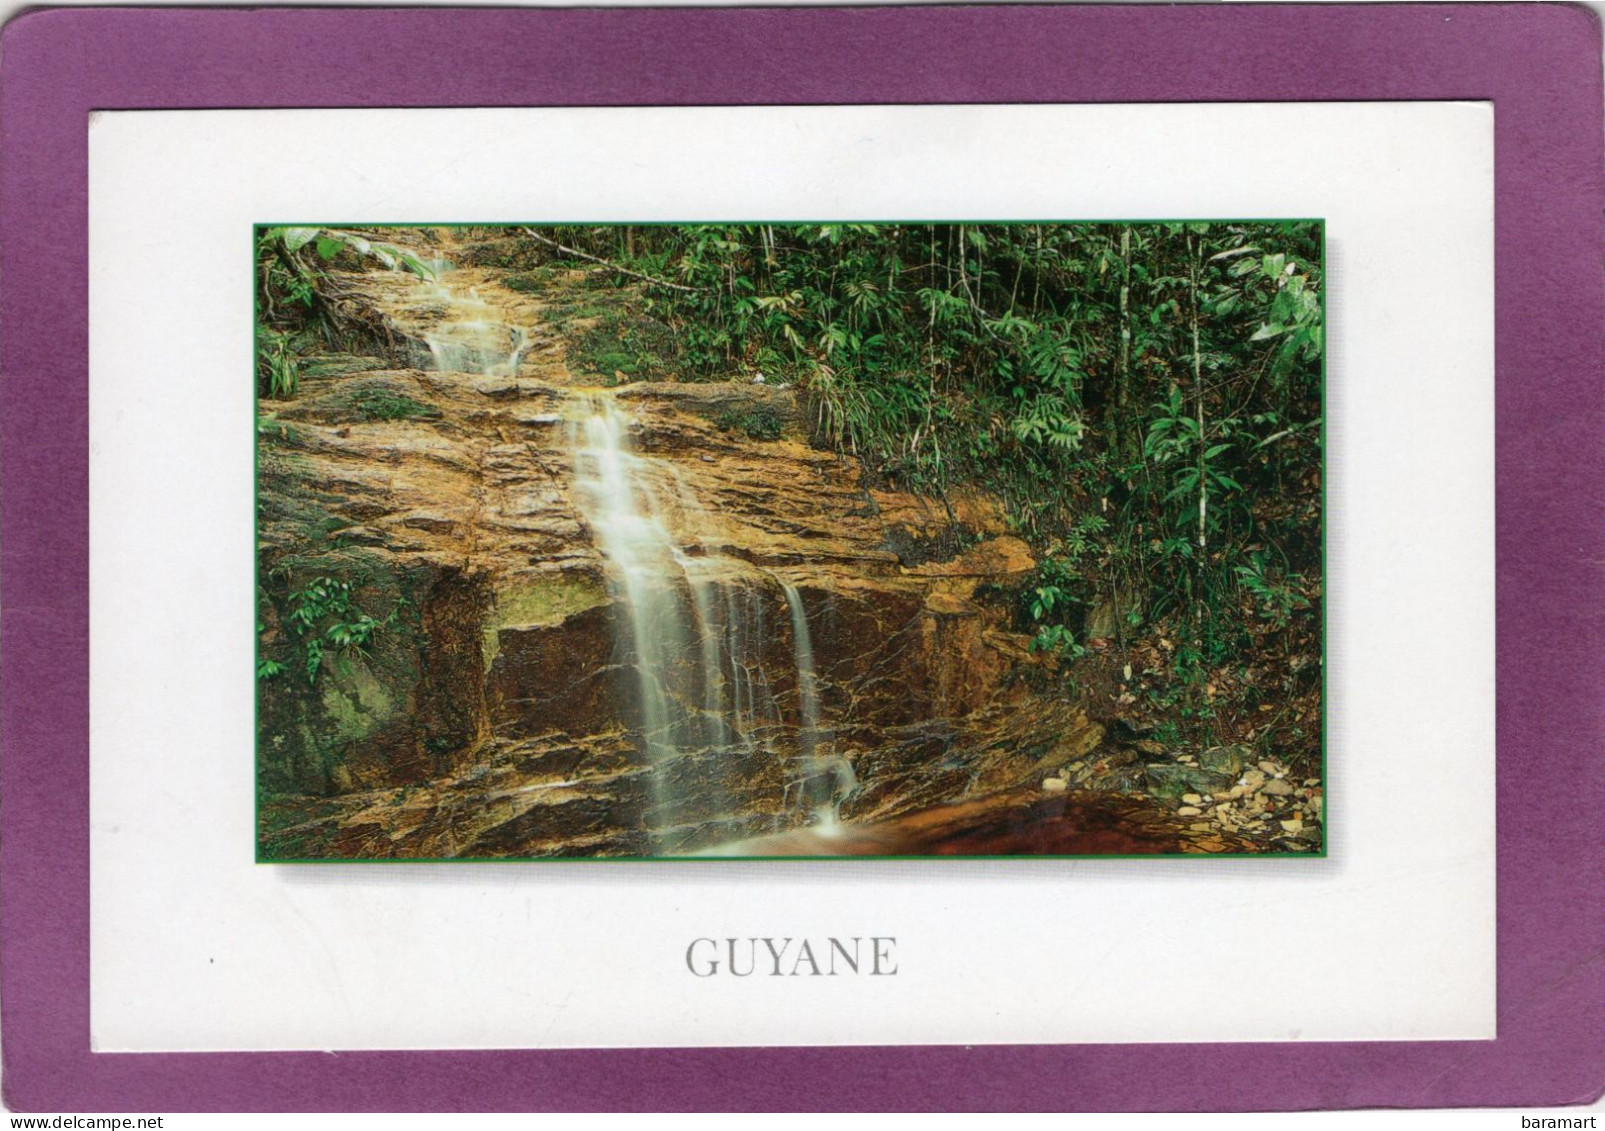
[782,582,820,757]
[418,262,528,378]
[565,390,855,848]
[408,248,854,845]
[567,395,694,800]
[426,320,527,378]
[334,239,861,852]
[781,582,855,830]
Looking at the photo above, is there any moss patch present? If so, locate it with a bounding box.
[568,307,677,384]
[714,405,786,442]
[299,353,389,380]
[350,387,437,421]
[319,661,398,742]
[481,574,609,667]
[506,268,563,293]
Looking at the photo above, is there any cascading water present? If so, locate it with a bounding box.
[567,394,698,798]
[420,266,528,378]
[783,583,820,752]
[779,582,855,830]
[397,246,853,849]
[565,390,855,849]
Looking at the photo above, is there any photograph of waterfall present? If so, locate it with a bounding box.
[255,222,1323,860]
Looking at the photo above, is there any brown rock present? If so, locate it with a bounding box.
[488,603,623,738]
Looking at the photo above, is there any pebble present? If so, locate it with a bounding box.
[1042,777,1067,793]
[1177,805,1202,816]
[1258,760,1279,775]
[1182,793,1203,805]
[1261,779,1295,797]
[1279,818,1304,833]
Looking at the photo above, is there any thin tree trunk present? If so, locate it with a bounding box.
[1032,226,1043,310]
[957,224,967,300]
[1189,232,1207,552]
[1115,225,1132,459]
[973,226,983,304]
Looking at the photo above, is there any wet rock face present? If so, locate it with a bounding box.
[615,380,800,430]
[804,583,929,726]
[265,237,1212,859]
[256,562,492,796]
[796,579,1032,731]
[487,603,622,738]
[415,572,492,774]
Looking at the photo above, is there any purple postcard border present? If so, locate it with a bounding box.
[2,3,1601,1113]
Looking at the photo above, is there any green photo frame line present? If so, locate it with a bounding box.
[253,220,1325,863]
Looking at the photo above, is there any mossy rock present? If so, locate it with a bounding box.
[481,573,609,668]
[1198,744,1249,777]
[1143,762,1232,801]
[713,405,787,441]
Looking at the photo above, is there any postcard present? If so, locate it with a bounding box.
[87,103,1492,1052]
[6,3,1600,1112]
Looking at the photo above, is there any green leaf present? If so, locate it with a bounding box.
[389,248,434,279]
[315,236,344,260]
[280,227,320,252]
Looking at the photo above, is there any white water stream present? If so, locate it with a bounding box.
[409,252,855,847]
[417,257,529,378]
[566,392,853,842]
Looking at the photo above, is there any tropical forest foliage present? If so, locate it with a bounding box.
[258,220,1323,770]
